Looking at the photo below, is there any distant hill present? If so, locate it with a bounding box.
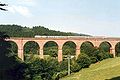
[0,24,91,37]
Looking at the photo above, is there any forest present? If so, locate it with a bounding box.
[0,24,90,37]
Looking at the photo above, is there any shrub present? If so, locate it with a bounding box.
[90,57,98,63]
[76,53,91,68]
[97,51,112,61]
[58,71,68,78]
[71,59,81,72]
[59,60,68,71]
[32,75,42,80]
[27,58,59,80]
[116,53,120,57]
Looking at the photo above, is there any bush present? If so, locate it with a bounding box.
[52,73,60,80]
[52,71,68,80]
[27,58,59,80]
[71,59,81,72]
[116,53,120,57]
[90,57,98,63]
[97,51,112,61]
[32,75,42,80]
[58,71,68,78]
[76,53,91,68]
[59,60,68,71]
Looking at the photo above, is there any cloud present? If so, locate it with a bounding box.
[8,5,33,17]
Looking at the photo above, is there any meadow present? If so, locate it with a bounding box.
[61,57,120,80]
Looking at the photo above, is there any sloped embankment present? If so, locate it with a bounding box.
[61,57,120,80]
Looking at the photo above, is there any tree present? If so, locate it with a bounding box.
[76,53,91,68]
[0,32,27,80]
[0,2,7,11]
[80,42,95,57]
[28,58,59,80]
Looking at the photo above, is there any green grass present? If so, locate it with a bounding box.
[61,57,120,80]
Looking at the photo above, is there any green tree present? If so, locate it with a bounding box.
[99,41,111,52]
[115,42,120,57]
[0,32,27,80]
[62,42,76,55]
[76,53,91,68]
[43,41,58,58]
[28,58,59,80]
[80,41,95,57]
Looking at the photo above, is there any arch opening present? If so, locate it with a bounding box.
[62,41,76,59]
[99,41,112,53]
[23,41,40,61]
[115,42,120,57]
[43,41,58,59]
[80,41,94,56]
[8,41,18,56]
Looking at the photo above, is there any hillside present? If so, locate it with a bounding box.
[61,57,120,80]
[0,24,90,37]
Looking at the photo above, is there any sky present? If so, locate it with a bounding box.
[0,0,120,37]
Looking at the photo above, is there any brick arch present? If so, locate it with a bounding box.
[62,40,77,47]
[43,41,59,47]
[8,40,18,54]
[43,41,59,57]
[7,39,24,60]
[23,40,40,47]
[115,42,120,48]
[99,41,112,48]
[23,41,40,53]
[115,42,120,56]
[99,41,112,53]
[62,41,77,55]
[8,40,19,48]
[98,41,117,57]
[80,41,94,48]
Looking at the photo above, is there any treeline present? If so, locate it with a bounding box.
[0,24,90,37]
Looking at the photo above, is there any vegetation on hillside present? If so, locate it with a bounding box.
[0,24,90,37]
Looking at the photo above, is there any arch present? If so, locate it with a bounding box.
[80,41,94,47]
[43,41,58,58]
[115,42,120,56]
[8,41,18,56]
[99,41,112,52]
[62,41,76,56]
[23,41,40,61]
[80,41,94,55]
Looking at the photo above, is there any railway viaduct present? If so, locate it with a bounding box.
[7,36,120,62]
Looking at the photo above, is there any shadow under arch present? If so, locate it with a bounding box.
[115,42,120,56]
[80,41,94,53]
[23,41,40,61]
[8,41,18,56]
[43,41,58,58]
[99,41,112,52]
[62,41,76,56]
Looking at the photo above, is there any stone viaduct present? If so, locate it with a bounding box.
[7,36,120,62]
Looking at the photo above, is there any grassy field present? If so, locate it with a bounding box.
[61,57,120,80]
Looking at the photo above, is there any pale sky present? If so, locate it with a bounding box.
[0,0,120,37]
